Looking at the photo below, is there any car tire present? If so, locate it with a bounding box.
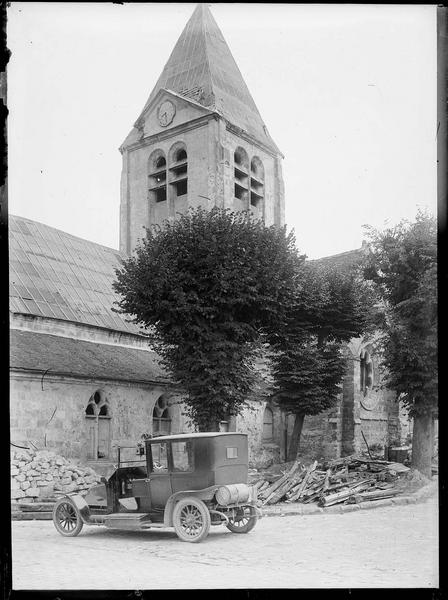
[53,498,84,537]
[226,505,258,534]
[172,497,211,543]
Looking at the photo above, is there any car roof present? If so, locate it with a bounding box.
[147,432,247,442]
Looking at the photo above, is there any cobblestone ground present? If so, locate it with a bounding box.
[11,498,438,589]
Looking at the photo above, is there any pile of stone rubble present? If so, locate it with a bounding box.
[251,454,410,508]
[10,447,102,503]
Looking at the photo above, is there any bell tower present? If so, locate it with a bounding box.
[119,3,285,255]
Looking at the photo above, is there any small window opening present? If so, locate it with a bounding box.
[176,149,187,162]
[250,193,262,207]
[152,171,166,184]
[153,395,172,436]
[251,158,262,178]
[226,447,238,459]
[155,187,167,203]
[85,390,111,460]
[234,150,247,168]
[360,350,374,396]
[155,156,166,169]
[174,179,188,197]
[234,184,247,201]
[173,164,187,177]
[262,406,274,441]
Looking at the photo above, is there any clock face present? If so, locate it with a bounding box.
[158,100,176,127]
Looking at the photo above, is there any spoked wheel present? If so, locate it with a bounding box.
[172,497,211,543]
[53,498,84,537]
[226,505,258,534]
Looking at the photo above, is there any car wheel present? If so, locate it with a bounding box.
[172,497,211,543]
[53,498,84,537]
[226,506,258,534]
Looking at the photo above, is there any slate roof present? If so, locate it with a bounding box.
[310,247,364,272]
[9,215,141,335]
[131,3,281,155]
[10,330,168,383]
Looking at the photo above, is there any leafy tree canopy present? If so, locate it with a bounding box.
[113,208,303,430]
[363,210,437,417]
[270,261,375,415]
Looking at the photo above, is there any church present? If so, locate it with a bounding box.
[9,4,408,474]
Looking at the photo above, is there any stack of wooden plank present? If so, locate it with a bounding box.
[253,455,409,508]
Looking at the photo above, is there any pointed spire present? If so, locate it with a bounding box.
[138,3,280,153]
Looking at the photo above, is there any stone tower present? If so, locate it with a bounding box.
[119,3,285,255]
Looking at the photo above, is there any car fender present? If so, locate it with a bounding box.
[56,492,92,524]
[163,486,219,527]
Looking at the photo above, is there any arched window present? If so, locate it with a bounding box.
[250,156,264,215]
[169,143,188,198]
[153,394,172,437]
[233,147,249,204]
[85,390,111,460]
[148,151,167,203]
[262,406,274,441]
[360,348,374,396]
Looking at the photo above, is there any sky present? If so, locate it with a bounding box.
[7,3,437,259]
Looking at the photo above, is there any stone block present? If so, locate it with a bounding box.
[16,474,26,483]
[11,489,25,499]
[62,483,78,493]
[11,467,19,476]
[21,481,31,490]
[26,488,40,498]
[11,479,20,490]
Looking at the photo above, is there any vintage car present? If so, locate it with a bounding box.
[52,432,262,543]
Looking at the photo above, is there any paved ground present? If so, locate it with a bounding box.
[11,497,438,589]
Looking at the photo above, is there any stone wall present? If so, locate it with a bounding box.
[10,448,102,502]
[10,371,181,471]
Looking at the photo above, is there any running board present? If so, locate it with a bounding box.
[104,513,153,530]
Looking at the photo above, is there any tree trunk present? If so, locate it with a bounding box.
[287,414,305,461]
[411,413,434,477]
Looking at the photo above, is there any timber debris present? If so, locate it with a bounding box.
[253,455,410,508]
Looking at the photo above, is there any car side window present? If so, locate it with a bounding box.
[150,442,169,473]
[172,441,193,472]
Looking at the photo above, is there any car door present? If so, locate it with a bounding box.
[148,441,173,508]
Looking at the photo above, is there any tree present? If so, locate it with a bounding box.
[363,211,437,476]
[113,208,302,431]
[269,261,374,460]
